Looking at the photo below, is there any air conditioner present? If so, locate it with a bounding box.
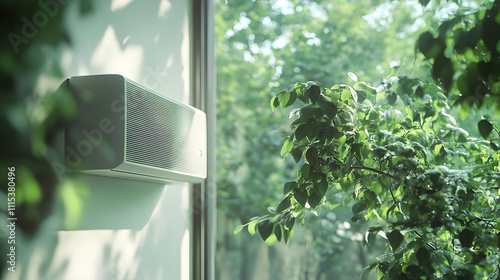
[62,74,207,183]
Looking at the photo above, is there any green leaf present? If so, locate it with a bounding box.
[459,228,474,248]
[271,95,280,111]
[417,31,444,59]
[277,197,291,212]
[478,119,493,139]
[387,230,404,251]
[423,106,435,119]
[360,263,377,280]
[351,213,365,223]
[348,86,358,103]
[356,90,367,103]
[354,82,377,95]
[258,220,274,241]
[348,72,358,82]
[284,229,294,244]
[330,89,341,101]
[364,190,377,210]
[233,224,244,234]
[418,0,430,7]
[387,92,397,105]
[287,83,300,92]
[458,102,470,120]
[285,217,295,230]
[286,89,298,107]
[299,104,317,119]
[376,91,386,103]
[432,54,454,92]
[300,164,310,178]
[490,141,499,151]
[339,177,351,192]
[454,28,480,53]
[318,97,338,119]
[316,178,328,196]
[280,137,293,157]
[284,181,298,194]
[274,225,283,242]
[341,89,351,102]
[306,85,321,103]
[278,91,291,108]
[305,122,320,140]
[416,247,430,266]
[305,147,319,166]
[283,228,290,244]
[290,148,303,163]
[294,188,308,207]
[264,234,277,246]
[308,191,323,208]
[295,125,307,141]
[352,201,367,215]
[248,220,259,235]
[338,135,347,147]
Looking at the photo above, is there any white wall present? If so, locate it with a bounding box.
[5,0,194,279]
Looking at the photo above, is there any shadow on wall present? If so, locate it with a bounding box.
[66,175,165,230]
[6,181,189,280]
[2,0,193,279]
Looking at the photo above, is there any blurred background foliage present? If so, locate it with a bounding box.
[216,0,499,279]
[0,0,92,274]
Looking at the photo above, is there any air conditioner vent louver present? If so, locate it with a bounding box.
[125,83,204,174]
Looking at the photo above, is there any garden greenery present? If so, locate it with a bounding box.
[235,73,500,279]
[235,0,500,278]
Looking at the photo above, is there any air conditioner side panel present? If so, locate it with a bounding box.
[65,75,126,170]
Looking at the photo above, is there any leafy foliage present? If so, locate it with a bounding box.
[0,0,92,237]
[416,0,500,111]
[220,0,500,279]
[237,73,500,279]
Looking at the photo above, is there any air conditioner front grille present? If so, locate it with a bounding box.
[125,82,206,177]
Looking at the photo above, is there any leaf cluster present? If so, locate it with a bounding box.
[417,0,500,112]
[236,73,500,279]
[0,1,92,237]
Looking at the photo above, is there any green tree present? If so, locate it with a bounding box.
[233,0,500,278]
[216,0,441,279]
[242,72,499,278]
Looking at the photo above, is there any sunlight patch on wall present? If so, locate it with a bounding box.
[158,0,171,18]
[90,26,144,80]
[181,229,190,280]
[50,231,110,279]
[122,35,131,45]
[111,0,133,11]
[181,181,190,217]
[110,230,142,278]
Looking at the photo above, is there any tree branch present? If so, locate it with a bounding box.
[415,231,437,251]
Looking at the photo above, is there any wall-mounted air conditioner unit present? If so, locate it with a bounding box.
[62,74,207,183]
